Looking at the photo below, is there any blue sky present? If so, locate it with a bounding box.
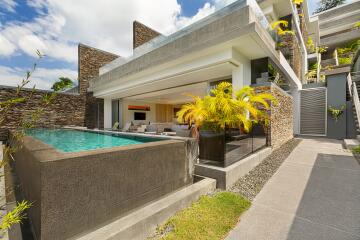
[0,0,330,89]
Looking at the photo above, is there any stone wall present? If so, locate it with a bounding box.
[277,13,303,80]
[78,44,119,95]
[78,44,119,128]
[254,84,294,148]
[85,92,104,129]
[0,86,85,141]
[133,21,161,49]
[298,4,308,44]
[278,34,302,79]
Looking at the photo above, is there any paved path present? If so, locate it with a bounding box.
[226,138,360,240]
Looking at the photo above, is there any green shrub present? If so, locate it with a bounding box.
[352,145,360,154]
[338,57,352,65]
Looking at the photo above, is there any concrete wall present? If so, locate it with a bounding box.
[93,6,253,87]
[326,68,353,139]
[327,72,347,139]
[316,1,360,38]
[254,83,294,148]
[13,134,195,240]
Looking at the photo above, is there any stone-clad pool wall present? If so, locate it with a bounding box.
[13,134,195,240]
[254,83,294,148]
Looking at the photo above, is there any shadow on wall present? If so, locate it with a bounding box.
[286,153,360,239]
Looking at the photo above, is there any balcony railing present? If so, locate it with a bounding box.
[98,0,271,76]
[350,74,360,127]
[199,123,268,167]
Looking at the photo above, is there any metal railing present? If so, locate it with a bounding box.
[350,73,360,126]
[348,72,353,97]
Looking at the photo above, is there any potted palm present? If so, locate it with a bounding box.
[177,82,276,163]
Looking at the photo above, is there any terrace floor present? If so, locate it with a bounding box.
[226,138,360,240]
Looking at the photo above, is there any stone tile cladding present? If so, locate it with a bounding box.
[78,44,119,128]
[254,84,294,148]
[85,92,104,129]
[279,34,302,79]
[0,87,85,140]
[133,21,161,49]
[298,4,308,45]
[78,44,119,95]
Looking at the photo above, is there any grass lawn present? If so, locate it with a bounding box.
[152,192,251,240]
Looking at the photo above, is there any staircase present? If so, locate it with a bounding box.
[352,102,360,134]
[349,75,360,134]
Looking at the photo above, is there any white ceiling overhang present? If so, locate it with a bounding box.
[92,28,271,99]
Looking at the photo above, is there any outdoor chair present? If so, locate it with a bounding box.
[112,122,119,130]
[122,122,131,132]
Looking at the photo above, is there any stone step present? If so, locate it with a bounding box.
[343,139,359,149]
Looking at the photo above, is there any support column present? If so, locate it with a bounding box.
[231,49,251,94]
[291,89,301,135]
[104,98,112,129]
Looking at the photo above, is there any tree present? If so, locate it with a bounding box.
[51,77,74,92]
[176,82,277,133]
[314,0,345,14]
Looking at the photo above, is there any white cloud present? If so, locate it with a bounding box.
[0,1,219,89]
[0,34,16,55]
[174,3,215,31]
[0,0,217,62]
[0,66,77,90]
[0,0,17,13]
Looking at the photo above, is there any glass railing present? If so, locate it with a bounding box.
[199,123,268,167]
[99,0,271,76]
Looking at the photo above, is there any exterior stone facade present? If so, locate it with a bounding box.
[133,21,161,49]
[277,13,304,80]
[0,86,85,141]
[78,44,119,128]
[298,4,308,45]
[255,84,294,148]
[279,33,302,79]
[78,44,119,95]
[85,92,104,129]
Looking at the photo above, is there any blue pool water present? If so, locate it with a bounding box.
[26,129,163,153]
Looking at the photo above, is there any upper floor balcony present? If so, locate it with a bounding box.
[89,0,301,98]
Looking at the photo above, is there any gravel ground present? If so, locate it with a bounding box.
[229,138,302,201]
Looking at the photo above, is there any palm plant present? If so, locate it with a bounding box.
[270,20,295,36]
[177,82,277,133]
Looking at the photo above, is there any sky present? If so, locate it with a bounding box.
[0,0,339,90]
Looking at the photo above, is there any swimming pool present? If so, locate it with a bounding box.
[26,129,163,153]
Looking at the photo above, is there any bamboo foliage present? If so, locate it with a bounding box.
[0,50,58,235]
[177,82,277,133]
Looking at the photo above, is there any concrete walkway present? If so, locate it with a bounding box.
[226,138,360,240]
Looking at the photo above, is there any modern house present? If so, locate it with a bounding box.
[81,0,302,135]
[2,1,360,239]
[77,0,359,141]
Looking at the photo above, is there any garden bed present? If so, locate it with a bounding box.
[150,192,250,240]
